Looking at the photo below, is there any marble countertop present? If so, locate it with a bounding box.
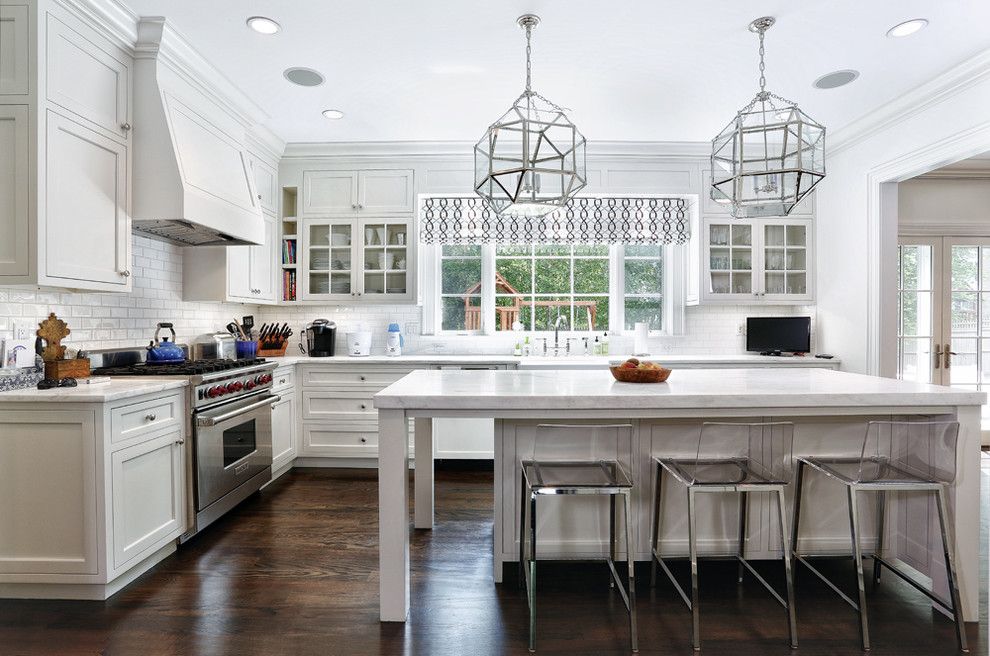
[266,353,839,368]
[374,368,985,410]
[0,379,188,403]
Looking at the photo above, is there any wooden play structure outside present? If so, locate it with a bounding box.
[463,272,597,331]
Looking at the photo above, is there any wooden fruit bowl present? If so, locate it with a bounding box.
[609,365,672,384]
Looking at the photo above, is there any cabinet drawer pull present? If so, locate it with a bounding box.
[279,378,286,384]
[360,437,367,443]
[145,413,157,422]
[119,269,131,277]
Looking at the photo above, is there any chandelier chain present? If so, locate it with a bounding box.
[757,28,767,94]
[525,21,532,93]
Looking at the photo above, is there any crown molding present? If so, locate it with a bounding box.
[135,17,270,128]
[830,48,990,156]
[915,167,990,180]
[282,140,711,161]
[246,126,287,164]
[57,0,139,52]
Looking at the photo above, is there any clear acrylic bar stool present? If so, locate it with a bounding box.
[792,420,967,652]
[519,424,637,653]
[650,422,798,650]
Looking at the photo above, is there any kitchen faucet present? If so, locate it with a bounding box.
[553,316,568,356]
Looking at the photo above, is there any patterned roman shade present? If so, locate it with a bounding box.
[419,196,692,245]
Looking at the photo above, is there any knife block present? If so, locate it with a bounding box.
[256,340,288,357]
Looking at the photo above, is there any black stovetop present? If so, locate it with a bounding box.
[92,358,267,377]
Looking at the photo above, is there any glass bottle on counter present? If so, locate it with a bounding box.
[602,332,610,356]
[522,336,532,357]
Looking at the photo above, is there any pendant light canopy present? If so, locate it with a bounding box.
[711,17,826,218]
[474,14,587,218]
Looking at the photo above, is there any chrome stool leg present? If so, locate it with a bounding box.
[687,486,701,651]
[847,487,870,651]
[528,490,537,653]
[623,490,639,653]
[775,487,799,648]
[650,462,663,588]
[737,490,748,583]
[609,495,617,589]
[935,485,969,653]
[791,459,806,559]
[873,490,886,585]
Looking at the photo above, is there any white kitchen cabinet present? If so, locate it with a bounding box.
[0,105,28,276]
[110,428,185,569]
[301,169,413,216]
[301,216,414,303]
[46,12,131,143]
[0,4,29,96]
[184,213,276,304]
[271,394,296,472]
[250,155,278,214]
[45,111,130,287]
[702,217,813,304]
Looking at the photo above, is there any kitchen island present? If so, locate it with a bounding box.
[373,368,984,624]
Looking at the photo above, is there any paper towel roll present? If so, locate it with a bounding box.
[633,322,650,356]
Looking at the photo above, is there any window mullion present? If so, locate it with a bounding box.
[610,244,623,334]
[482,245,496,335]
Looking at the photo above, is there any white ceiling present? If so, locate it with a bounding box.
[119,0,990,144]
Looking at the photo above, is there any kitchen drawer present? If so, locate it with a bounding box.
[110,393,183,445]
[302,390,377,419]
[301,366,418,388]
[272,367,295,392]
[301,423,415,458]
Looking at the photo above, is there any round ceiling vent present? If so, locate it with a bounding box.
[283,67,325,87]
[813,69,860,90]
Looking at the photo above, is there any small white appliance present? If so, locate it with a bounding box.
[347,331,372,357]
[385,323,403,357]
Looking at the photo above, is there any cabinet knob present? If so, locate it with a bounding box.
[119,269,131,277]
[120,122,131,131]
[175,438,185,445]
[145,413,157,421]
[359,375,366,381]
[279,378,286,384]
[358,204,364,210]
[258,194,262,200]
[360,437,367,443]
[360,404,366,409]
[351,204,358,210]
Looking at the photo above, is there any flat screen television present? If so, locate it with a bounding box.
[746,316,811,354]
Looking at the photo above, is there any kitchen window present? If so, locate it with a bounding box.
[423,243,685,335]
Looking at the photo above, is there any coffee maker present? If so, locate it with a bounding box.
[302,319,336,357]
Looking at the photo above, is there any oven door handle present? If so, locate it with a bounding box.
[196,394,281,427]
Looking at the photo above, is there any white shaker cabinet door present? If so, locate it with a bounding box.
[302,170,358,216]
[0,5,29,96]
[251,156,278,214]
[46,13,131,142]
[271,395,297,470]
[226,244,253,300]
[45,112,130,287]
[110,430,185,570]
[0,105,28,276]
[251,214,276,301]
[357,169,414,214]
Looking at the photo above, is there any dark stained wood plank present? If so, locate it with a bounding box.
[0,467,983,655]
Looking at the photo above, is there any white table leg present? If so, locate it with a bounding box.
[414,417,434,529]
[378,408,409,622]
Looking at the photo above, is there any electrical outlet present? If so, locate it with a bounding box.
[405,322,420,335]
[13,323,28,339]
[737,323,746,336]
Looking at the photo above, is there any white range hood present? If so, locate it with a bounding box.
[132,18,264,246]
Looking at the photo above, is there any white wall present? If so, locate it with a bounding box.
[0,236,257,351]
[816,52,990,374]
[898,178,990,229]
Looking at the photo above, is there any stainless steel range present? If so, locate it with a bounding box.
[91,348,279,540]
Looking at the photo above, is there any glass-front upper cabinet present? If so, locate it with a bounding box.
[301,217,415,302]
[359,218,412,301]
[702,218,813,304]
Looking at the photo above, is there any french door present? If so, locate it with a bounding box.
[897,237,990,404]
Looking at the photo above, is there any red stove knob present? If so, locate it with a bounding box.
[263,374,273,383]
[245,380,256,390]
[233,381,244,392]
[207,386,222,398]
[226,382,238,393]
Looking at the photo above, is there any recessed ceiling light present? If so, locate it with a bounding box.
[813,69,860,89]
[283,67,325,87]
[886,18,928,38]
[246,16,280,35]
[322,109,344,120]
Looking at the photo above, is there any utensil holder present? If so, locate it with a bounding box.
[235,340,258,359]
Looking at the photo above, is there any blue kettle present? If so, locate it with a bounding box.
[147,323,186,364]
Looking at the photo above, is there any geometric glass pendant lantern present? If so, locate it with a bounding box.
[474,14,587,218]
[711,17,826,218]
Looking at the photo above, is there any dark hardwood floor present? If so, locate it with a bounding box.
[0,465,985,656]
